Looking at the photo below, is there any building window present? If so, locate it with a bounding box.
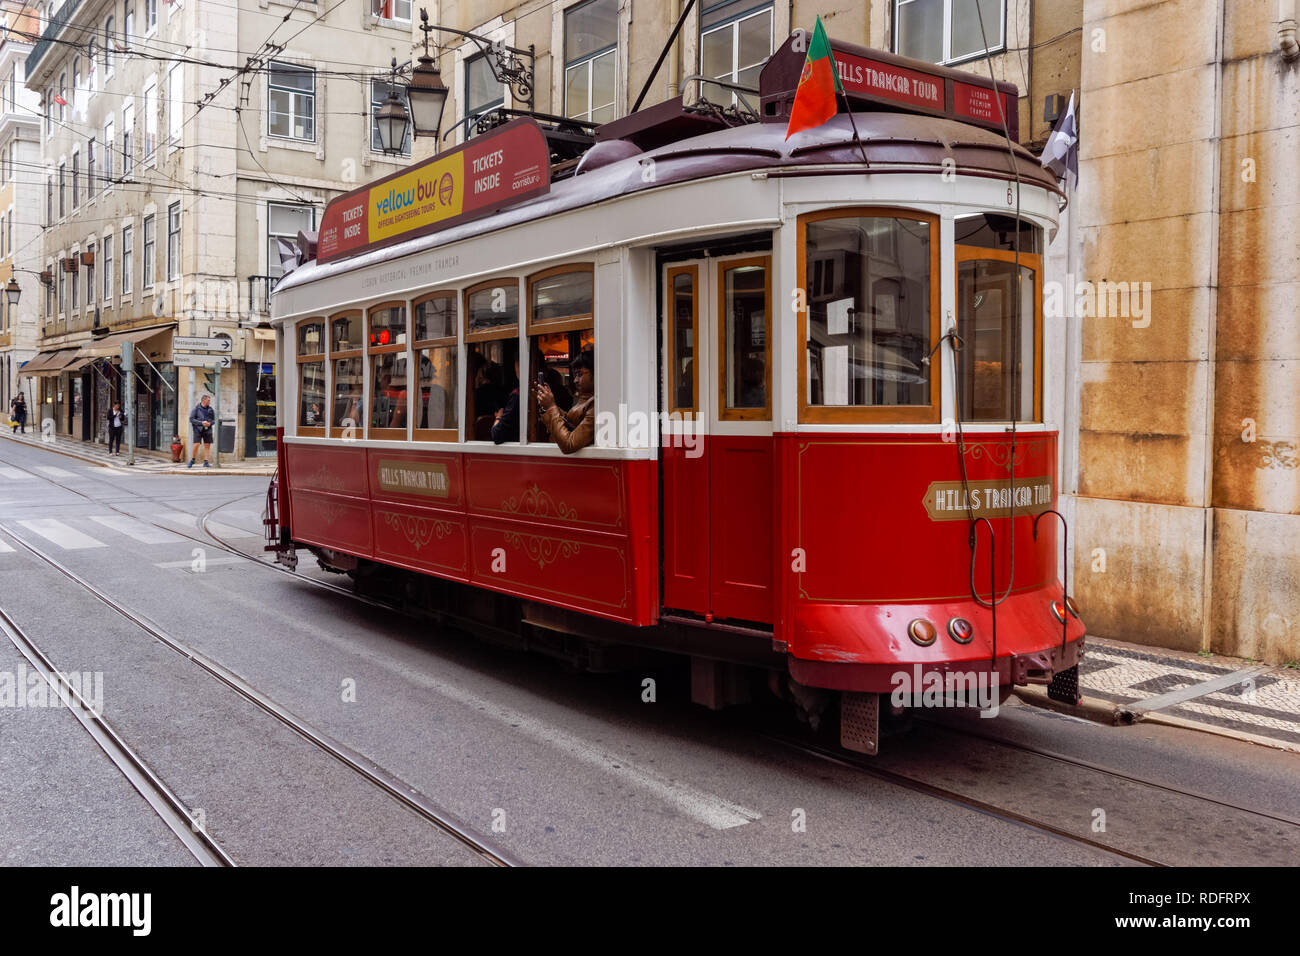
[143,79,157,160]
[124,2,133,41]
[370,79,411,154]
[268,62,316,142]
[73,57,81,103]
[71,255,78,309]
[167,63,182,144]
[103,233,114,301]
[104,118,114,181]
[894,0,1005,66]
[88,39,98,90]
[104,16,115,77]
[371,0,411,20]
[46,177,52,225]
[564,0,617,124]
[121,224,133,294]
[146,0,156,33]
[267,202,315,279]
[58,72,66,121]
[700,1,772,97]
[463,54,504,132]
[71,151,79,208]
[58,162,65,217]
[122,102,134,174]
[142,214,155,286]
[86,244,95,306]
[45,87,53,135]
[166,202,180,280]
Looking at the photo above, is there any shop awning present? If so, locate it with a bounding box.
[63,355,96,373]
[18,349,81,376]
[77,323,176,358]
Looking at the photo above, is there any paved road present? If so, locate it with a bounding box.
[2,438,1298,866]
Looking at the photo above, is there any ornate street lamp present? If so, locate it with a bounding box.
[375,58,411,156]
[5,277,19,308]
[407,9,450,138]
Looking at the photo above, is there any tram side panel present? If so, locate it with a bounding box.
[773,430,1084,691]
[283,441,659,626]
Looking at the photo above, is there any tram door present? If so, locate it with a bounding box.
[660,255,773,625]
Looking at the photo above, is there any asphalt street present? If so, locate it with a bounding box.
[2,438,1298,866]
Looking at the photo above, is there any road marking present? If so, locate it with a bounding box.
[34,466,76,479]
[89,515,184,544]
[0,537,13,553]
[154,554,246,568]
[17,518,106,550]
[0,466,33,480]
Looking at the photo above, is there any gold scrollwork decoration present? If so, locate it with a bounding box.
[382,511,456,552]
[965,442,1028,473]
[502,531,582,570]
[501,483,578,521]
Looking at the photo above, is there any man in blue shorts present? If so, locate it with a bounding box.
[188,394,215,468]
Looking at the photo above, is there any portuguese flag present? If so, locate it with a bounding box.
[785,17,843,140]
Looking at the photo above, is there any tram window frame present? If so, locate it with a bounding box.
[527,264,595,443]
[328,310,365,435]
[796,207,942,425]
[464,277,520,341]
[954,244,1043,423]
[717,254,772,422]
[296,317,326,437]
[365,301,410,441]
[412,290,459,442]
[666,263,699,415]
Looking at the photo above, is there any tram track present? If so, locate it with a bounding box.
[0,454,518,866]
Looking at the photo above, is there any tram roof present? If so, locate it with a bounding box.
[274,109,1060,298]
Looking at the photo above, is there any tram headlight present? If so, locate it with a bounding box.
[1050,599,1067,624]
[908,619,937,647]
[1065,596,1081,619]
[947,618,974,644]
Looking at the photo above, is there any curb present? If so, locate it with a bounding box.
[1012,684,1300,754]
[1,433,274,476]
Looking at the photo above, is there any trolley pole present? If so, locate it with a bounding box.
[213,367,221,470]
[121,342,135,467]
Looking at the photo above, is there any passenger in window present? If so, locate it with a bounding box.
[536,347,594,454]
[491,358,521,443]
[740,357,766,408]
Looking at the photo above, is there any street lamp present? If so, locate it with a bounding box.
[5,278,19,308]
[407,9,449,138]
[375,58,411,156]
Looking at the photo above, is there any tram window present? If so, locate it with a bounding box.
[414,293,456,341]
[719,257,770,420]
[956,255,1039,422]
[528,328,592,441]
[368,304,407,348]
[332,356,365,430]
[529,265,593,326]
[299,362,325,429]
[800,212,938,422]
[667,266,698,413]
[954,214,1040,255]
[417,346,459,436]
[297,320,324,356]
[466,338,519,441]
[369,352,408,433]
[465,280,519,337]
[331,312,361,352]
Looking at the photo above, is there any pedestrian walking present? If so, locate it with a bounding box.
[10,393,27,434]
[106,401,127,455]
[188,394,215,468]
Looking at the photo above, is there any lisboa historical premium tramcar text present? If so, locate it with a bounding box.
[265,34,1086,755]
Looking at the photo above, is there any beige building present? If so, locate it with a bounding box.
[23,0,419,457]
[0,9,43,417]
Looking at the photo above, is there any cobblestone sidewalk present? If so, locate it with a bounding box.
[1,429,276,475]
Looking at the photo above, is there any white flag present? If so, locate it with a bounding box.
[1041,91,1078,191]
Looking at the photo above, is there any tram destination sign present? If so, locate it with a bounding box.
[317,118,551,265]
[174,352,232,369]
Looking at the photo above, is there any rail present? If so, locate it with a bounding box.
[25,0,83,76]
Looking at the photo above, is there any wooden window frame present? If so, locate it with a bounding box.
[365,300,409,441]
[666,263,699,415]
[717,254,772,422]
[295,316,326,437]
[412,290,460,442]
[527,262,594,336]
[796,207,942,425]
[328,309,364,436]
[464,276,520,343]
[953,244,1044,424]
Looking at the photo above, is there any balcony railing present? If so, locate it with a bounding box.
[247,275,280,315]
[26,0,83,76]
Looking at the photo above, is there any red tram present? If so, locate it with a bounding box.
[268,35,1085,753]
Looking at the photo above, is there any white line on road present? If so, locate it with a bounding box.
[153,511,261,539]
[89,515,184,545]
[0,466,33,480]
[34,466,76,479]
[17,518,106,550]
[154,554,247,568]
[0,537,13,553]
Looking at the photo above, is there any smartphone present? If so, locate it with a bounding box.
[536,372,545,385]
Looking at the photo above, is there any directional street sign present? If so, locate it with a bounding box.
[174,335,233,353]
[174,352,232,369]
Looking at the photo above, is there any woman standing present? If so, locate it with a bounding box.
[10,392,26,434]
[106,401,127,455]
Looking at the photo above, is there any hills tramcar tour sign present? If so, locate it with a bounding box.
[316,118,551,265]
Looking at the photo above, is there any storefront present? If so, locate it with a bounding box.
[244,361,277,457]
